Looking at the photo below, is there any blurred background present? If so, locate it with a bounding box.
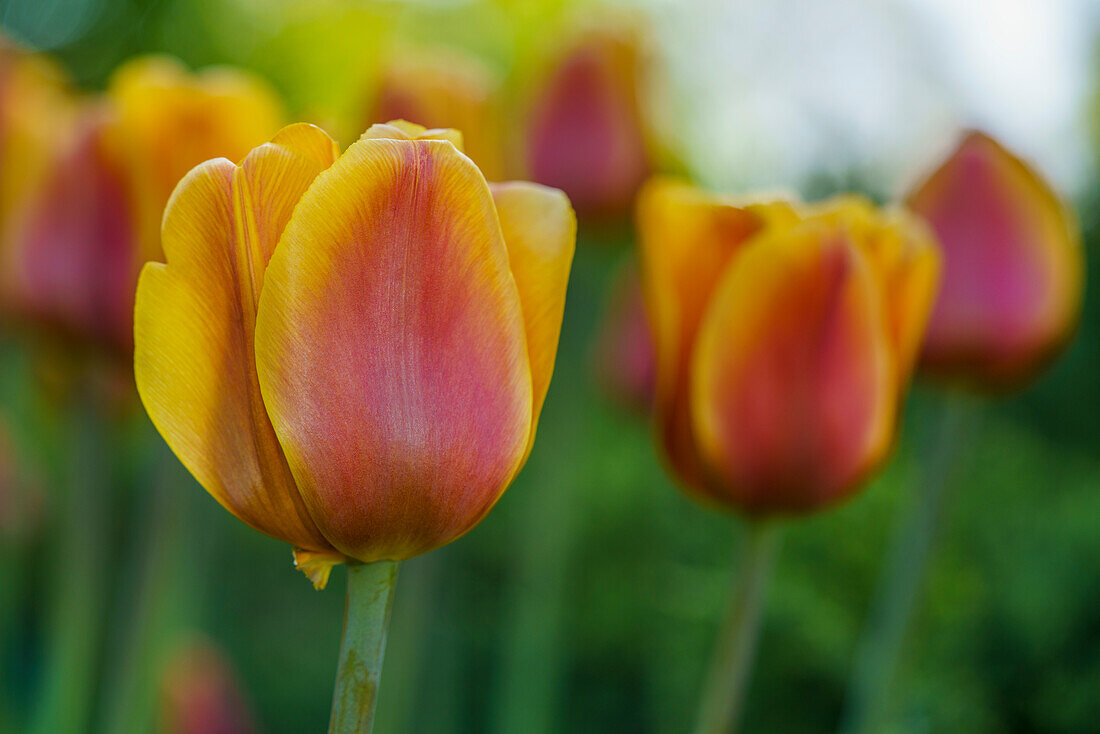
[1,0,1099,732]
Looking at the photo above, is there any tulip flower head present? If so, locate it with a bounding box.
[637,180,940,515]
[905,131,1083,390]
[2,56,281,358]
[525,24,650,219]
[135,121,575,587]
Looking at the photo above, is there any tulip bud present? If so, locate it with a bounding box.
[3,108,137,354]
[593,261,655,411]
[160,641,254,734]
[105,56,284,265]
[905,131,1083,390]
[135,122,575,585]
[3,56,282,357]
[366,47,507,180]
[637,179,940,514]
[525,24,650,219]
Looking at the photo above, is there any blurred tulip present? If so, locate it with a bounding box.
[638,179,940,515]
[366,47,507,180]
[638,181,939,734]
[2,55,282,357]
[135,121,575,587]
[160,641,254,734]
[525,24,650,219]
[593,261,655,411]
[906,131,1083,389]
[3,108,136,354]
[105,56,284,265]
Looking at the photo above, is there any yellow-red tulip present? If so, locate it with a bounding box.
[365,48,507,181]
[2,56,281,356]
[905,131,1083,389]
[525,25,650,219]
[106,56,284,265]
[134,121,575,587]
[637,180,940,514]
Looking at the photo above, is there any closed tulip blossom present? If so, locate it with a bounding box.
[526,25,650,219]
[905,131,1083,390]
[839,134,1084,734]
[636,179,939,733]
[2,56,281,358]
[135,120,575,732]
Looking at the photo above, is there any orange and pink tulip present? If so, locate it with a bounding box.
[905,131,1083,390]
[2,56,281,356]
[134,121,576,588]
[637,180,940,514]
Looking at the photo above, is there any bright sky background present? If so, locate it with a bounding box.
[640,0,1100,198]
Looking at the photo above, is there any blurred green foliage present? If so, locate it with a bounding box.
[1,1,1099,732]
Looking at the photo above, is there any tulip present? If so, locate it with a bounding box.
[906,131,1083,390]
[160,641,254,734]
[639,181,939,514]
[636,179,939,733]
[3,108,136,353]
[592,261,655,411]
[366,48,507,180]
[106,56,284,266]
[840,133,1083,734]
[525,24,650,219]
[2,56,282,358]
[134,120,575,732]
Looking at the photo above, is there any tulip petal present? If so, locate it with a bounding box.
[490,181,576,462]
[135,124,340,553]
[635,178,783,487]
[255,138,533,563]
[359,120,465,150]
[906,131,1082,387]
[690,223,896,514]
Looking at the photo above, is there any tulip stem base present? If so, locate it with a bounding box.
[694,520,782,734]
[839,394,977,734]
[328,560,399,734]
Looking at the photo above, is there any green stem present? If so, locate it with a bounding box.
[31,397,109,734]
[838,395,976,734]
[694,521,783,734]
[328,560,399,734]
[98,449,195,734]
